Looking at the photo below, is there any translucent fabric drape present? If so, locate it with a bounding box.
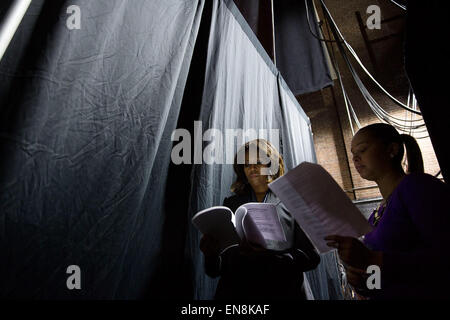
[0,0,204,299]
[0,0,343,300]
[185,0,343,300]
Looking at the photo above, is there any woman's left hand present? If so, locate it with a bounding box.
[324,235,383,270]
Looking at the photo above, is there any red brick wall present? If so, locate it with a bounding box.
[296,0,441,201]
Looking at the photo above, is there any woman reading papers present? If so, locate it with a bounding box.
[199,139,320,300]
[325,123,450,299]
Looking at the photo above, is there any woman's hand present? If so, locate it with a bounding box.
[324,235,383,270]
[325,235,382,297]
[199,234,221,257]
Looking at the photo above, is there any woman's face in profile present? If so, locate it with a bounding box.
[351,130,392,181]
[243,151,270,189]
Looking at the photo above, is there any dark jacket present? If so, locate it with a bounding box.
[204,188,320,300]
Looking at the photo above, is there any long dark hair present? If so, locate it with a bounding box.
[231,139,285,195]
[359,123,424,174]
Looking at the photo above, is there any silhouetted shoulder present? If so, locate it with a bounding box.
[395,173,449,219]
[398,172,447,194]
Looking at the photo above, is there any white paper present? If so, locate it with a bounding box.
[235,203,286,249]
[191,206,241,251]
[269,162,372,253]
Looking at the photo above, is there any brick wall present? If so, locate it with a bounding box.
[296,0,441,201]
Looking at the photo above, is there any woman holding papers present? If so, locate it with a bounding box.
[200,139,320,300]
[325,123,450,299]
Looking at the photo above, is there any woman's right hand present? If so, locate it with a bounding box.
[199,234,221,257]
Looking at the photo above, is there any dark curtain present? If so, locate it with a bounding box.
[0,0,204,299]
[404,1,449,182]
[274,0,333,95]
[233,0,333,96]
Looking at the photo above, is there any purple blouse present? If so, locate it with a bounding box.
[363,173,450,299]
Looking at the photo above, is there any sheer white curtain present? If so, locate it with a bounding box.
[185,0,343,300]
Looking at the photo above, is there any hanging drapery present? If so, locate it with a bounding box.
[0,0,204,299]
[232,0,333,96]
[185,0,343,300]
[273,0,333,95]
[1,0,343,300]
